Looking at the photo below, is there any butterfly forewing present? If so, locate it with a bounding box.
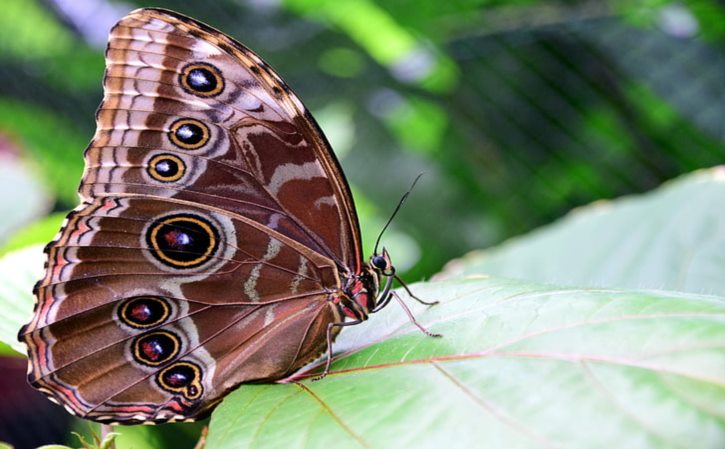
[89,9,362,269]
[19,8,362,424]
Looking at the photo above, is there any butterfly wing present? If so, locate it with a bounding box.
[20,8,358,423]
[90,7,362,272]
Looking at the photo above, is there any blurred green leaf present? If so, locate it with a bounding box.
[286,0,417,64]
[1,212,65,256]
[689,0,725,40]
[43,47,106,92]
[109,427,160,449]
[284,0,458,91]
[0,0,74,57]
[0,342,20,357]
[318,47,366,78]
[383,94,448,155]
[0,146,51,245]
[0,100,85,205]
[437,167,725,296]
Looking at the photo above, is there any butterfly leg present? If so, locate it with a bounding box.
[394,274,439,306]
[371,291,394,313]
[391,291,442,338]
[311,319,363,382]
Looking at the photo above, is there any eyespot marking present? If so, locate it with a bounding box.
[146,214,219,269]
[118,296,171,329]
[132,330,181,367]
[157,361,203,400]
[148,153,185,182]
[180,62,224,97]
[168,118,210,150]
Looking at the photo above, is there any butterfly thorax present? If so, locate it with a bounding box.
[335,265,379,321]
[335,249,395,322]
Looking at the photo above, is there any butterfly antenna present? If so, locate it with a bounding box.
[373,173,424,255]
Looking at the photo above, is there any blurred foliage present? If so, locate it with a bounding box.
[0,0,723,447]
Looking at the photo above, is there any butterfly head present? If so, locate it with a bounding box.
[369,247,394,277]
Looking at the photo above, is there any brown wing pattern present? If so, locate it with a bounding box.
[19,8,359,423]
[89,7,361,271]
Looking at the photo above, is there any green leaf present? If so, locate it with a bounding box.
[207,277,725,449]
[1,213,65,256]
[437,167,725,295]
[0,245,44,355]
[97,432,120,449]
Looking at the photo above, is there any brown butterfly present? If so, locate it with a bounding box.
[18,8,438,424]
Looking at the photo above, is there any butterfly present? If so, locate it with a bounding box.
[18,7,438,425]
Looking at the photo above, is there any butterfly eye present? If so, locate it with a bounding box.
[180,63,224,97]
[371,255,388,270]
[148,154,185,182]
[146,214,220,269]
[169,118,210,150]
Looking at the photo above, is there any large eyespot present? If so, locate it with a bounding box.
[180,63,224,97]
[169,118,210,150]
[118,296,171,329]
[148,154,185,182]
[146,214,219,269]
[132,330,181,367]
[157,361,203,400]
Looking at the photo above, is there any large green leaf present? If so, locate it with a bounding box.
[436,167,725,295]
[207,278,725,449]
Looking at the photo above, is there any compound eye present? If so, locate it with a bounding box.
[371,255,388,270]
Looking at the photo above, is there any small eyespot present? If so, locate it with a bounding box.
[180,63,224,97]
[132,330,181,367]
[168,118,210,150]
[146,214,219,269]
[118,296,171,329]
[148,154,185,182]
[157,361,203,400]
